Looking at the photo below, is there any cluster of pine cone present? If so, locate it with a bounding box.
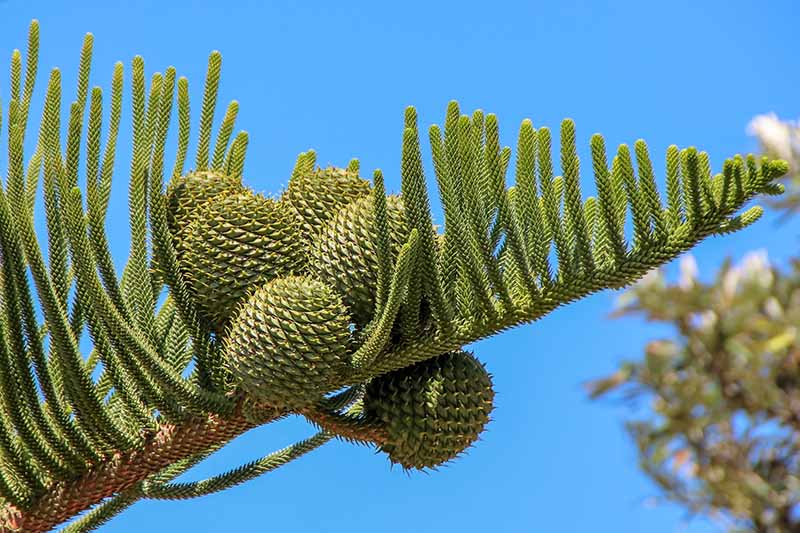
[164,167,495,469]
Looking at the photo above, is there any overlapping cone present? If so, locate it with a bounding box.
[310,194,408,327]
[165,170,245,237]
[224,275,352,410]
[177,191,306,328]
[283,166,371,241]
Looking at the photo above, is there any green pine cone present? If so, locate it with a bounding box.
[309,194,408,327]
[165,170,245,235]
[224,276,352,410]
[178,191,306,328]
[282,166,372,241]
[364,350,495,470]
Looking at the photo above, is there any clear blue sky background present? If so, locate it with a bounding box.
[1,1,798,532]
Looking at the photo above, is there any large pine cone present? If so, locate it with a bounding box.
[363,350,495,470]
[223,276,352,410]
[309,194,408,327]
[282,166,371,242]
[178,191,306,328]
[165,170,245,236]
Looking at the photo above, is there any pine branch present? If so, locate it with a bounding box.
[141,431,332,500]
[2,406,281,533]
[0,19,788,532]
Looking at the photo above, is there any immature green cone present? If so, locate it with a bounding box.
[283,166,371,241]
[165,170,245,234]
[224,276,352,410]
[310,194,408,327]
[364,350,495,470]
[178,191,306,328]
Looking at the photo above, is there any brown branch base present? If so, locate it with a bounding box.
[301,407,388,445]
[0,408,280,532]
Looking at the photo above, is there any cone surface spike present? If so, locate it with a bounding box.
[178,191,306,327]
[310,194,408,327]
[224,276,352,409]
[364,350,495,470]
[283,166,372,241]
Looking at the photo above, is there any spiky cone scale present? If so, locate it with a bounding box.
[224,276,352,410]
[282,166,372,242]
[178,191,306,328]
[165,170,246,235]
[363,350,495,470]
[310,194,408,327]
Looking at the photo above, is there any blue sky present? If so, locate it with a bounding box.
[1,1,799,532]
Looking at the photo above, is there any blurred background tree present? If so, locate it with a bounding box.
[590,115,800,533]
[749,114,800,216]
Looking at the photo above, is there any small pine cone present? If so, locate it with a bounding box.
[224,276,352,410]
[363,350,494,470]
[309,194,408,327]
[282,166,371,242]
[178,191,306,328]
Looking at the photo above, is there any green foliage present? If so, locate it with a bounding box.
[590,112,800,533]
[0,20,788,531]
